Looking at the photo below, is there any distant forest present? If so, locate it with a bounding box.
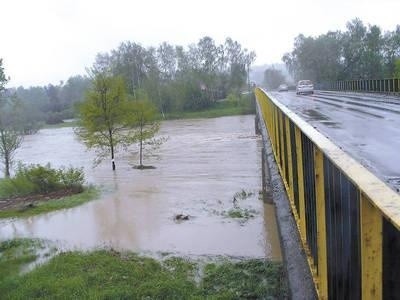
[5,36,255,129]
[282,18,400,84]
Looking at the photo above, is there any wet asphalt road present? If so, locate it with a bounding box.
[270,90,400,192]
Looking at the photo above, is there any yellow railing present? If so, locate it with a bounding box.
[255,88,400,300]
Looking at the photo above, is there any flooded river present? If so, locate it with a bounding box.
[0,115,281,259]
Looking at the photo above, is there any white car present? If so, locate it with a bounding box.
[296,80,314,95]
[278,84,289,92]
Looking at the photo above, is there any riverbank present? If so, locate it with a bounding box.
[0,238,287,299]
[164,96,255,120]
[43,96,255,129]
[0,187,98,219]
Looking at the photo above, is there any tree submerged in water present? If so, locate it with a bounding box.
[131,100,166,169]
[76,74,137,171]
[76,72,164,171]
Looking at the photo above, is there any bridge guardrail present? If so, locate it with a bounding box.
[328,78,400,94]
[255,88,400,299]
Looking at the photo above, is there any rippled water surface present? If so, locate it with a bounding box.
[1,115,281,259]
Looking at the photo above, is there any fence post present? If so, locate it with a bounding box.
[275,109,281,167]
[361,193,382,300]
[295,127,307,242]
[286,117,294,203]
[279,113,286,179]
[314,147,328,299]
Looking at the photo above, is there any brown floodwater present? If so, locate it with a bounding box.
[0,115,281,259]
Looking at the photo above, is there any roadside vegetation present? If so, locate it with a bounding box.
[0,164,98,218]
[0,239,287,299]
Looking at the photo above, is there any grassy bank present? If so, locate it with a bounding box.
[41,95,256,129]
[43,120,78,129]
[0,187,99,219]
[0,239,287,299]
[165,96,255,120]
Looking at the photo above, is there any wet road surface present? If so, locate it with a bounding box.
[271,90,400,192]
[0,115,282,259]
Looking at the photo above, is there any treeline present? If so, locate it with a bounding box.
[92,36,255,114]
[8,75,91,131]
[7,36,255,129]
[283,19,400,84]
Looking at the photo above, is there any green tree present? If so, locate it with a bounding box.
[76,74,136,171]
[283,18,397,83]
[384,25,400,76]
[131,100,163,169]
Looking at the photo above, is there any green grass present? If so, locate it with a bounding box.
[0,187,99,219]
[0,240,287,299]
[42,120,78,129]
[165,98,255,120]
[0,239,44,281]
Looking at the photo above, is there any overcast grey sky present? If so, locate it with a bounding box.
[2,0,400,87]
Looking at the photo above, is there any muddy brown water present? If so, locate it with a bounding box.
[0,115,281,259]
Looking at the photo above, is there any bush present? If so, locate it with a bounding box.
[0,164,85,199]
[17,164,62,193]
[0,177,36,198]
[58,166,85,192]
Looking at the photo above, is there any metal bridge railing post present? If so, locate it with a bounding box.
[279,114,286,182]
[286,117,295,204]
[295,127,307,243]
[314,148,328,299]
[275,108,281,166]
[361,193,382,300]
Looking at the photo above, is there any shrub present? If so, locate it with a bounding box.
[58,166,85,192]
[0,164,85,199]
[16,164,62,193]
[0,177,36,198]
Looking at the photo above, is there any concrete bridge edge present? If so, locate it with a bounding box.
[255,107,317,299]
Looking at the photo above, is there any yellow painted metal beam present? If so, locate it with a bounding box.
[314,147,328,299]
[285,117,294,204]
[361,193,382,300]
[275,108,281,167]
[295,126,307,242]
[279,113,286,183]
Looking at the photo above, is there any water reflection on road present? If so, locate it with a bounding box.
[1,115,281,259]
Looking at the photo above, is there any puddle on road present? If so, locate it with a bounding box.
[0,116,282,260]
[303,109,329,121]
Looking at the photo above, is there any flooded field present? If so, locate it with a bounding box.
[0,115,281,259]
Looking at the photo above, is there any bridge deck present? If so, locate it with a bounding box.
[272,90,400,193]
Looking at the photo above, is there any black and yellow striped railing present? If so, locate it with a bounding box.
[255,88,400,300]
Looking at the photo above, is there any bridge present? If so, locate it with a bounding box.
[255,87,400,299]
